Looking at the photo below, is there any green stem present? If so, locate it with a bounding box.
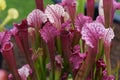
[93,64,96,80]
[34,50,46,80]
[104,45,111,75]
[39,56,46,80]
[79,39,83,53]
[34,60,41,80]
[56,36,62,55]
[96,40,104,60]
[50,62,55,80]
[41,40,48,77]
[106,57,111,75]
[115,62,120,80]
[35,27,41,48]
[55,69,61,80]
[27,76,31,80]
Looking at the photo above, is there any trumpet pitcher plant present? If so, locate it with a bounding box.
[0,0,120,80]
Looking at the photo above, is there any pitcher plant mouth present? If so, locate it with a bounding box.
[0,0,119,80]
[2,42,13,51]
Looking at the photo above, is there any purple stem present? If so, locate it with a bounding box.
[72,30,81,47]
[103,0,113,27]
[60,30,72,60]
[60,30,72,78]
[87,0,94,19]
[35,0,44,11]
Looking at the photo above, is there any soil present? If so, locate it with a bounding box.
[111,23,120,80]
[1,23,120,79]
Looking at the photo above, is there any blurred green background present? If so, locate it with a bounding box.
[0,0,53,26]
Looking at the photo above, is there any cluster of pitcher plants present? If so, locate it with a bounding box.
[0,0,120,80]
